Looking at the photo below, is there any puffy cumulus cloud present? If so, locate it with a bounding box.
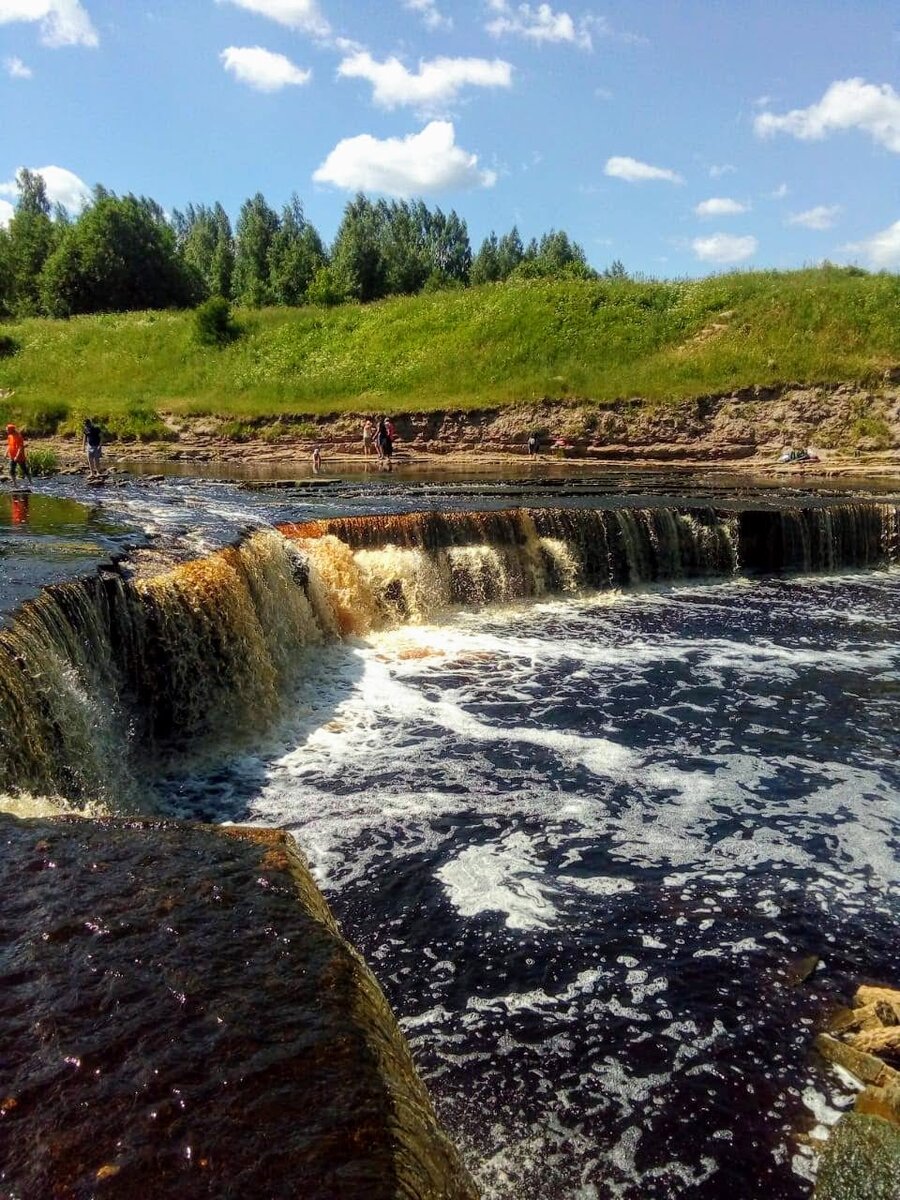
[313,120,496,197]
[0,165,91,212]
[843,220,900,269]
[486,1,591,50]
[0,0,97,47]
[221,45,311,91]
[604,155,683,184]
[787,204,841,231]
[403,0,451,30]
[218,0,329,37]
[337,51,512,112]
[692,232,758,264]
[5,55,33,77]
[755,78,900,153]
[695,197,748,217]
[0,199,14,227]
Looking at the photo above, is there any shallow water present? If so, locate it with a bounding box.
[152,569,900,1198]
[0,491,135,615]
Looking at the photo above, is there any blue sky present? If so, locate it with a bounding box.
[1,0,899,276]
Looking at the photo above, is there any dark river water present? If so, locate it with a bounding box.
[151,566,900,1198]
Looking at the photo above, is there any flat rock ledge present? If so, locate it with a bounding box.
[814,984,900,1199]
[0,816,478,1199]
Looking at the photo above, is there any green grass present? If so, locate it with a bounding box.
[25,447,59,475]
[1,267,898,435]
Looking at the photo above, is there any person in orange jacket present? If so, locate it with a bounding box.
[6,424,32,484]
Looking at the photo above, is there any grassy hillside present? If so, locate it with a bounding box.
[1,267,899,439]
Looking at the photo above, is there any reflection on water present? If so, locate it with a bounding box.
[0,491,135,616]
[153,571,900,1199]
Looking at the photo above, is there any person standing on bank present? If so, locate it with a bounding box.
[83,419,103,477]
[5,424,32,484]
[377,416,393,472]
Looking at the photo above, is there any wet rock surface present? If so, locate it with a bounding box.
[814,984,900,1198]
[0,816,476,1199]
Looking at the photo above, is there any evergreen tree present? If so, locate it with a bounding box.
[234,193,279,307]
[7,169,57,315]
[471,232,501,284]
[210,203,235,299]
[514,229,593,279]
[268,195,326,305]
[496,226,525,279]
[331,195,387,302]
[0,229,12,318]
[429,209,471,283]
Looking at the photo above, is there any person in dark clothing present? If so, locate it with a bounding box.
[376,417,393,472]
[83,419,103,477]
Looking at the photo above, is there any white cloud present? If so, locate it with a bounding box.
[770,182,789,199]
[486,1,591,50]
[313,119,496,197]
[604,155,683,184]
[403,0,451,30]
[709,163,735,179]
[0,199,14,227]
[0,165,90,212]
[695,197,748,217]
[4,55,32,77]
[0,0,97,47]
[844,220,900,268]
[755,78,900,153]
[218,0,329,37]
[221,45,310,91]
[337,51,512,112]
[692,232,758,264]
[787,204,841,231]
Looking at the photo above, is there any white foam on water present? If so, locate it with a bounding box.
[148,570,900,1200]
[437,832,557,931]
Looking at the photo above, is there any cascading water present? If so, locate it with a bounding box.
[1,502,898,804]
[1,494,900,1198]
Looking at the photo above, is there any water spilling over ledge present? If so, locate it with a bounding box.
[0,502,897,805]
[1,497,899,1196]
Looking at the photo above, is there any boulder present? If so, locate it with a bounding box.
[814,1114,900,1200]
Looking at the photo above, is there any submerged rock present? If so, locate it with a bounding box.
[0,816,477,1199]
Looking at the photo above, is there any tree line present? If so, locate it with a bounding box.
[0,169,624,321]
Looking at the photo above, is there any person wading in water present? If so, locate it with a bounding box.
[5,424,32,485]
[83,419,103,478]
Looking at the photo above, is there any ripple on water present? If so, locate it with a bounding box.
[152,572,900,1199]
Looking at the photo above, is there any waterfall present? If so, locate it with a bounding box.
[1,503,897,805]
[0,531,330,805]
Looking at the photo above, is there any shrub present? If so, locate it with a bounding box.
[26,402,69,435]
[0,333,19,359]
[27,447,59,476]
[194,297,239,347]
[221,420,253,442]
[100,405,175,443]
[306,266,347,308]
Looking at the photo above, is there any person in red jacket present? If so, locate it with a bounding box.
[6,424,32,484]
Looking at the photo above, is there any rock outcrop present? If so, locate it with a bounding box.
[0,816,477,1199]
[814,983,900,1200]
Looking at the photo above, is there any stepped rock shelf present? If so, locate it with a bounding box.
[0,816,476,1199]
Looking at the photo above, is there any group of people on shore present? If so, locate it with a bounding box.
[362,416,396,470]
[311,415,397,474]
